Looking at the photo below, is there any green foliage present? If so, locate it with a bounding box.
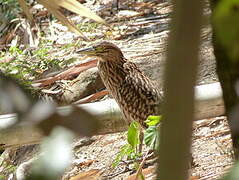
[127,121,140,149]
[77,22,99,33]
[0,41,77,82]
[0,175,6,180]
[144,126,160,150]
[112,121,141,168]
[222,161,239,180]
[5,164,16,173]
[213,0,239,61]
[34,47,50,60]
[0,0,20,20]
[0,46,38,81]
[144,115,161,150]
[145,115,161,126]
[0,160,16,179]
[113,116,161,167]
[112,144,138,168]
[0,47,33,82]
[9,46,23,55]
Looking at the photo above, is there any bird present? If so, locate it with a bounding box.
[77,41,163,127]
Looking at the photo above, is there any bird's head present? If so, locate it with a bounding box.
[77,41,124,62]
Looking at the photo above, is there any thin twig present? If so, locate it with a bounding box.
[134,149,151,180]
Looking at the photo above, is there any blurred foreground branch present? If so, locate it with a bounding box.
[158,0,203,179]
[211,0,239,159]
[0,82,224,148]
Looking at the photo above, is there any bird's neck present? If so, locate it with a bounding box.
[100,53,125,62]
[99,56,127,68]
[98,58,127,88]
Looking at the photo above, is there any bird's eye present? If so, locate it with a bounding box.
[95,47,107,53]
[95,47,102,51]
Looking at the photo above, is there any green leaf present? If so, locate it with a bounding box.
[127,121,140,149]
[112,144,132,168]
[145,115,161,126]
[144,126,160,150]
[213,0,239,61]
[222,161,239,180]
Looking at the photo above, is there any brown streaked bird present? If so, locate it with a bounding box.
[78,42,163,127]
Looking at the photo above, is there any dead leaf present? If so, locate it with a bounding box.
[73,90,109,104]
[78,159,94,167]
[36,0,106,39]
[126,166,156,180]
[33,59,98,87]
[54,0,106,24]
[17,0,34,23]
[69,169,103,180]
[1,57,15,63]
[37,0,88,40]
[190,175,200,180]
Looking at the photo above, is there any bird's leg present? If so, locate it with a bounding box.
[116,0,119,10]
[138,126,144,153]
[113,0,119,11]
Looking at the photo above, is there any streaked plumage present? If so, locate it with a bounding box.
[78,42,162,127]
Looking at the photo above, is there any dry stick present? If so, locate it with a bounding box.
[73,90,109,104]
[33,59,98,87]
[134,149,151,180]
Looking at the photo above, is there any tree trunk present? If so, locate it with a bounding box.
[210,0,239,158]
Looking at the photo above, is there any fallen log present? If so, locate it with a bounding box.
[0,82,225,148]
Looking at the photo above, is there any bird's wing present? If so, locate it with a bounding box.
[123,61,162,105]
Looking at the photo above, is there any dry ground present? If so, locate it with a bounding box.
[62,117,233,180]
[0,0,235,179]
[61,1,234,179]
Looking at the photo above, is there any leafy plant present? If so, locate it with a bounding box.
[127,121,140,149]
[77,22,99,33]
[112,144,136,168]
[145,115,161,126]
[144,126,160,150]
[144,115,161,150]
[112,116,161,167]
[0,40,77,81]
[0,160,17,179]
[0,175,6,179]
[0,0,20,21]
[222,161,239,180]
[112,121,141,168]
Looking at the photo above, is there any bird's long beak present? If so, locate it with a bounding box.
[76,47,96,55]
